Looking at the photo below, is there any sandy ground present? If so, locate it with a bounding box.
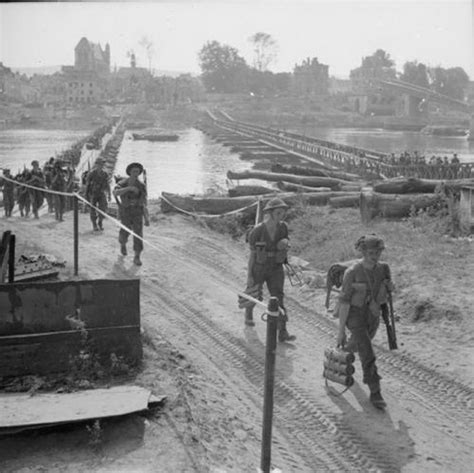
[0,208,473,473]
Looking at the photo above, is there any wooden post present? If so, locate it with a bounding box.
[8,233,15,283]
[260,296,280,473]
[73,195,79,276]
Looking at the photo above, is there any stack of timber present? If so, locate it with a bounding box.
[329,194,361,209]
[360,190,441,222]
[359,177,474,222]
[227,170,349,190]
[277,181,332,193]
[271,164,361,181]
[161,191,361,216]
[228,185,277,197]
[373,177,474,194]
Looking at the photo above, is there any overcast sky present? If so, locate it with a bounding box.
[0,0,472,78]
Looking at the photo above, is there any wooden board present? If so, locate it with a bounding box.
[0,386,165,433]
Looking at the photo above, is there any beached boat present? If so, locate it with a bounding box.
[132,133,179,142]
[161,191,360,215]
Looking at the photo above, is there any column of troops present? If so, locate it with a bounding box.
[0,158,78,220]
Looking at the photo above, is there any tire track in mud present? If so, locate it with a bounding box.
[138,270,397,472]
[179,238,474,427]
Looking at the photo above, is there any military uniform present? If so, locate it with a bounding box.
[113,162,148,265]
[16,172,31,217]
[85,165,110,230]
[242,198,295,342]
[0,171,15,217]
[339,261,391,394]
[27,163,45,219]
[51,164,67,221]
[337,234,392,409]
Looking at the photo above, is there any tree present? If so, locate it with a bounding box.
[428,66,469,100]
[198,40,249,93]
[400,61,429,88]
[248,32,278,72]
[139,36,155,73]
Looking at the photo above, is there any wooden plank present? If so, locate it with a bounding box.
[0,386,165,432]
[0,326,142,376]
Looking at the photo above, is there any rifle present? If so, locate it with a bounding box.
[381,292,397,350]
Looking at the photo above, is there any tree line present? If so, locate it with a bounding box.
[198,36,470,101]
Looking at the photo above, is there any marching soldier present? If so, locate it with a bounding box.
[113,162,150,266]
[50,160,67,222]
[0,169,15,217]
[85,157,111,231]
[241,197,296,343]
[16,170,31,217]
[26,160,45,219]
[336,234,395,409]
[43,157,55,213]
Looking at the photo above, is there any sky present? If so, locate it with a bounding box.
[0,0,472,79]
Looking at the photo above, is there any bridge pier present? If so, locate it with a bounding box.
[398,94,428,120]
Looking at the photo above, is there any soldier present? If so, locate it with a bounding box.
[26,160,45,219]
[43,157,55,213]
[85,157,111,231]
[336,234,394,409]
[0,169,15,217]
[16,170,31,217]
[113,162,149,266]
[50,160,67,222]
[242,197,296,343]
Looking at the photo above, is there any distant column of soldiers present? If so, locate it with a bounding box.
[0,157,77,219]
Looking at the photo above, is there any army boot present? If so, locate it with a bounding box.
[244,307,255,327]
[120,243,127,256]
[278,321,296,343]
[133,251,142,266]
[369,391,387,409]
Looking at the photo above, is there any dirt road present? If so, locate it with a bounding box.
[1,210,473,472]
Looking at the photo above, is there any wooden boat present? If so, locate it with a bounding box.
[161,191,361,215]
[132,133,179,142]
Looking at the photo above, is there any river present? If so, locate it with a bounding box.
[1,126,473,199]
[289,125,474,162]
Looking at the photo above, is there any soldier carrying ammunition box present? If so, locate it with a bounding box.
[336,234,395,409]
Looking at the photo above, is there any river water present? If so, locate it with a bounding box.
[1,126,473,199]
[290,125,474,162]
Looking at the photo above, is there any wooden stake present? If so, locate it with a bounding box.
[260,296,280,473]
[73,195,79,276]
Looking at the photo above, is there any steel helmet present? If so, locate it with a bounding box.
[263,197,289,212]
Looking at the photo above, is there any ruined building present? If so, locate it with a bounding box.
[292,57,329,96]
[62,37,110,104]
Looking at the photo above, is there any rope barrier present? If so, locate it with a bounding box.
[2,175,276,310]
